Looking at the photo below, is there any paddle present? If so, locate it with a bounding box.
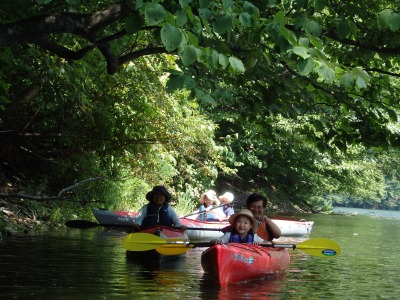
[182,200,237,218]
[65,220,133,229]
[122,233,341,257]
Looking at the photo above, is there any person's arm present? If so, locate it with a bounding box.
[132,205,146,230]
[261,216,281,238]
[212,232,230,244]
[169,207,187,231]
[253,233,266,244]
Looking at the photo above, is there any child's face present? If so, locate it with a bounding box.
[204,197,213,207]
[234,216,253,235]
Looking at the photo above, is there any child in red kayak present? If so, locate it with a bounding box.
[211,209,264,245]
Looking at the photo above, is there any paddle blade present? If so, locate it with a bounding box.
[122,233,166,251]
[297,238,341,257]
[156,244,193,255]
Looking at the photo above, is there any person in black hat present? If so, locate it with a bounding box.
[132,185,187,232]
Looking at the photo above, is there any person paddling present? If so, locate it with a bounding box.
[246,193,281,241]
[210,209,264,245]
[196,190,225,221]
[132,185,187,232]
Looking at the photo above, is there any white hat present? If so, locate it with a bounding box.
[219,192,234,204]
[199,190,220,206]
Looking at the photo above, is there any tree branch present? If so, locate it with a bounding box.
[0,177,104,201]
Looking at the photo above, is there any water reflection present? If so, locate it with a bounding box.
[200,273,288,299]
[1,212,400,299]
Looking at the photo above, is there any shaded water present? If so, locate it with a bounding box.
[1,209,399,299]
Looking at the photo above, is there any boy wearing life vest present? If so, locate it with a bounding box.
[211,209,264,245]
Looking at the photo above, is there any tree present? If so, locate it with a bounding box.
[2,0,400,211]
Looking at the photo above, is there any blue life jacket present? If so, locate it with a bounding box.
[197,205,218,221]
[228,231,254,243]
[141,202,172,228]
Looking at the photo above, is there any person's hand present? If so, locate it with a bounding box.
[255,215,270,223]
[180,225,187,232]
[132,223,141,231]
[253,241,261,245]
[210,239,218,245]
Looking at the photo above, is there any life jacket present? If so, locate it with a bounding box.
[197,205,218,221]
[228,231,255,243]
[141,202,172,228]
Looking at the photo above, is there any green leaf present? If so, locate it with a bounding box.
[315,61,334,83]
[199,8,212,20]
[214,15,233,35]
[336,20,351,39]
[353,67,369,90]
[219,54,230,69]
[223,0,234,10]
[166,74,185,92]
[390,13,400,31]
[297,57,314,75]
[239,12,253,28]
[176,8,188,27]
[293,46,310,59]
[145,3,166,26]
[280,27,297,46]
[309,36,323,49]
[339,73,355,90]
[161,24,182,52]
[273,11,286,26]
[202,94,217,106]
[179,45,199,66]
[199,0,211,9]
[229,57,245,73]
[314,0,325,12]
[298,37,309,47]
[186,31,199,46]
[304,19,321,36]
[377,9,392,29]
[125,15,144,35]
[179,0,191,7]
[243,1,260,19]
[387,109,398,122]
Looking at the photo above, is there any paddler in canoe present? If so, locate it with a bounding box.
[210,209,264,244]
[132,185,187,232]
[246,193,281,241]
[194,190,226,221]
[214,191,235,220]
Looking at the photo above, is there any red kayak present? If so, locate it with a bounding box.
[201,243,290,286]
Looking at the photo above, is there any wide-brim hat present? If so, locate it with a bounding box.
[146,185,171,203]
[199,190,220,206]
[228,209,258,232]
[219,192,234,204]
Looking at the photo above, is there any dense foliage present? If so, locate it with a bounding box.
[1,0,400,222]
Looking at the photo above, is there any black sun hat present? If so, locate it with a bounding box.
[145,185,172,203]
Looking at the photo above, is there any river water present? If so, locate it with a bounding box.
[1,207,399,299]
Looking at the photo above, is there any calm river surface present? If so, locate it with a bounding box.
[1,207,399,299]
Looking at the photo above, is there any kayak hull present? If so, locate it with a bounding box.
[201,243,290,286]
[92,208,313,237]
